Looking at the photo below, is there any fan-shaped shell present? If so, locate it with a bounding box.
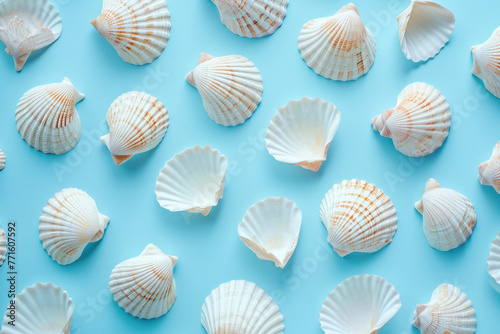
[487,232,500,286]
[413,283,476,334]
[39,188,110,265]
[0,149,5,171]
[320,179,398,257]
[415,178,476,251]
[186,52,263,126]
[298,3,376,81]
[109,244,177,319]
[371,82,451,157]
[265,97,341,172]
[0,227,5,267]
[91,0,170,65]
[201,280,284,334]
[320,274,401,334]
[472,26,500,99]
[479,141,500,193]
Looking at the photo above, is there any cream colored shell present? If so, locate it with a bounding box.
[478,141,500,193]
[472,26,500,99]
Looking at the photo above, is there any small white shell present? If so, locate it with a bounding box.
[472,26,500,99]
[479,141,500,193]
[0,149,5,171]
[487,232,500,287]
[0,227,5,267]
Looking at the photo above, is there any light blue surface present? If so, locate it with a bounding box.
[0,0,499,333]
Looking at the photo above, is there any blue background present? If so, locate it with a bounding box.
[0,0,499,333]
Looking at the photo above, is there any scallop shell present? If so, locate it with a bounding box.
[488,232,500,286]
[201,280,284,334]
[413,283,476,334]
[211,0,288,38]
[320,274,401,334]
[415,178,476,251]
[298,3,376,81]
[155,145,228,216]
[0,282,74,334]
[109,244,177,319]
[15,78,85,155]
[472,26,500,99]
[0,0,62,71]
[238,197,302,269]
[39,188,110,265]
[0,227,5,267]
[479,141,500,193]
[0,149,5,171]
[371,82,451,157]
[320,179,398,257]
[186,52,263,126]
[265,97,341,172]
[92,0,171,65]
[100,91,169,165]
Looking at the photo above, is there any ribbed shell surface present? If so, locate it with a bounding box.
[472,26,500,98]
[478,141,500,193]
[0,227,5,267]
[0,149,5,171]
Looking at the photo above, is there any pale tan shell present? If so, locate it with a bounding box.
[478,141,500,193]
[0,227,5,267]
[472,26,500,99]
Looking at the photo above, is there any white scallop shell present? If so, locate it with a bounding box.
[0,0,62,71]
[0,227,5,267]
[320,179,398,257]
[320,274,401,334]
[109,244,177,319]
[472,26,500,99]
[415,178,476,251]
[100,91,169,165]
[0,149,5,171]
[413,284,476,334]
[201,280,284,334]
[487,232,500,287]
[479,141,500,194]
[92,0,170,65]
[186,52,263,126]
[265,97,341,172]
[0,282,74,334]
[298,3,376,81]
[155,145,228,216]
[15,78,85,155]
[371,82,451,157]
[39,188,110,265]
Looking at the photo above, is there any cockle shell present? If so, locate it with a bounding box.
[100,91,169,165]
[39,188,110,265]
[0,149,5,171]
[186,52,263,126]
[0,0,62,71]
[0,227,5,267]
[298,3,376,81]
[201,280,284,334]
[92,0,170,65]
[413,284,476,334]
[109,244,177,319]
[320,179,398,257]
[371,82,451,157]
[15,78,85,155]
[415,178,476,251]
[320,274,401,334]
[472,26,500,99]
[479,141,500,193]
[265,97,341,172]
[488,232,500,286]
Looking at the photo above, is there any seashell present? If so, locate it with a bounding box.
[39,188,110,265]
[109,243,177,319]
[100,91,169,165]
[413,283,476,334]
[91,0,171,65]
[415,178,476,251]
[201,280,284,334]
[211,0,288,38]
[0,227,5,267]
[15,78,85,155]
[320,274,401,334]
[488,232,500,286]
[371,82,451,157]
[0,149,5,171]
[320,179,398,257]
[155,145,228,216]
[265,97,341,172]
[472,27,500,99]
[397,0,455,62]
[0,0,62,71]
[186,52,263,126]
[238,197,302,268]
[479,141,500,193]
[298,3,376,81]
[0,282,74,334]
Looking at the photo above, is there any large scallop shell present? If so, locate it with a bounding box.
[0,227,5,267]
[15,78,85,155]
[186,52,263,126]
[413,283,476,334]
[109,243,177,319]
[265,97,341,172]
[39,188,110,265]
[472,26,500,99]
[479,141,500,194]
[201,280,284,334]
[487,232,500,286]
[0,149,5,171]
[298,3,376,81]
[0,0,62,71]
[371,82,451,157]
[320,274,401,334]
[320,179,398,257]
[100,91,169,165]
[415,178,476,251]
[92,0,170,65]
